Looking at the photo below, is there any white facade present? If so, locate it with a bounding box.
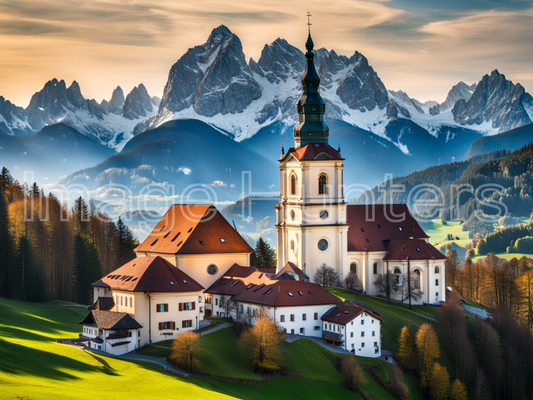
[92,288,203,346]
[277,157,348,281]
[347,253,446,304]
[323,311,382,357]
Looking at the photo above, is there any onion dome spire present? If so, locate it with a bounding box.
[293,13,329,148]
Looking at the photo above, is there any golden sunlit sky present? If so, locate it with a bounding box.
[1,0,532,107]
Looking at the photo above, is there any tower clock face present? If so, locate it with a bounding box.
[318,239,329,251]
[320,210,328,219]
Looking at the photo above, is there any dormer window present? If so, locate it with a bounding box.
[318,174,327,195]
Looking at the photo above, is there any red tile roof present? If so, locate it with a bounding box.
[93,256,204,293]
[321,303,382,325]
[205,264,272,296]
[281,143,343,162]
[135,204,253,255]
[88,297,115,311]
[384,238,446,260]
[271,262,310,281]
[346,204,428,252]
[206,264,338,307]
[233,280,340,307]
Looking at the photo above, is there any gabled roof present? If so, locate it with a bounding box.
[346,204,428,252]
[135,204,253,255]
[205,264,272,296]
[93,256,204,293]
[271,262,309,281]
[280,143,343,162]
[384,238,446,260]
[321,303,382,325]
[79,310,142,330]
[233,280,340,307]
[88,297,115,311]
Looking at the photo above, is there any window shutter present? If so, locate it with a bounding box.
[182,320,186,328]
[192,302,196,310]
[171,321,176,330]
[165,304,168,312]
[179,303,182,311]
[158,322,162,330]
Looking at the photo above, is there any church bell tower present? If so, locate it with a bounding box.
[275,18,348,282]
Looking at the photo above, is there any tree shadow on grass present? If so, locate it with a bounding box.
[0,338,119,380]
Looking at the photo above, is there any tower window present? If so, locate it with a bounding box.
[373,262,378,275]
[290,240,295,251]
[290,174,297,195]
[318,174,327,195]
[435,266,440,274]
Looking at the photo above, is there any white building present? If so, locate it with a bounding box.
[321,303,382,356]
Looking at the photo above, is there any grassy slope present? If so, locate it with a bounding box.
[472,253,533,262]
[0,298,230,400]
[326,287,439,352]
[0,298,401,399]
[421,219,469,247]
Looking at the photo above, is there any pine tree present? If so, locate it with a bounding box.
[74,233,102,304]
[416,323,441,389]
[10,235,46,301]
[251,237,277,269]
[115,217,138,267]
[72,196,89,235]
[0,167,14,186]
[450,378,468,400]
[397,326,418,372]
[0,183,13,297]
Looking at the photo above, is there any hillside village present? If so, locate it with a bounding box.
[77,30,446,359]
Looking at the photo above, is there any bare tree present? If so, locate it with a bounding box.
[339,356,366,392]
[445,247,460,289]
[401,271,422,308]
[314,264,339,287]
[344,272,362,292]
[373,270,396,304]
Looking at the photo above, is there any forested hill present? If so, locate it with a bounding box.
[356,143,533,236]
[355,149,509,205]
[466,123,533,159]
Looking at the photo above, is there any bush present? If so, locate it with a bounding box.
[466,248,476,258]
[339,356,365,392]
[514,236,533,253]
[168,331,200,372]
[389,364,410,399]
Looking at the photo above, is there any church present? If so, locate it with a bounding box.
[78,28,445,357]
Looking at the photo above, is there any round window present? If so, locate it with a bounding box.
[317,239,329,252]
[207,264,218,275]
[290,210,295,221]
[320,210,328,219]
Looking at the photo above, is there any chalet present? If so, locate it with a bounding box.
[321,303,382,356]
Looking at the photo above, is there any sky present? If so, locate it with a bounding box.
[1,0,532,107]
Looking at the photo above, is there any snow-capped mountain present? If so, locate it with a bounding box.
[452,70,533,133]
[133,25,533,155]
[0,79,159,150]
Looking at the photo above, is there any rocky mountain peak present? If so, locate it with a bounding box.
[122,84,154,120]
[109,86,125,114]
[336,51,388,112]
[252,38,304,84]
[452,69,533,132]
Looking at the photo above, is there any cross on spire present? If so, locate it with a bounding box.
[307,12,312,34]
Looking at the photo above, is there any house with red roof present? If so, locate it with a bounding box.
[321,303,382,356]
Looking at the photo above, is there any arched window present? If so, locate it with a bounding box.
[373,262,378,275]
[413,269,421,290]
[290,174,297,195]
[290,240,295,251]
[318,174,327,195]
[435,266,440,274]
[350,262,357,274]
[394,268,402,286]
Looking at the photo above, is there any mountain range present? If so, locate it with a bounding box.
[1,24,533,207]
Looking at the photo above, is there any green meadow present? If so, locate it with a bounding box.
[0,296,419,399]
